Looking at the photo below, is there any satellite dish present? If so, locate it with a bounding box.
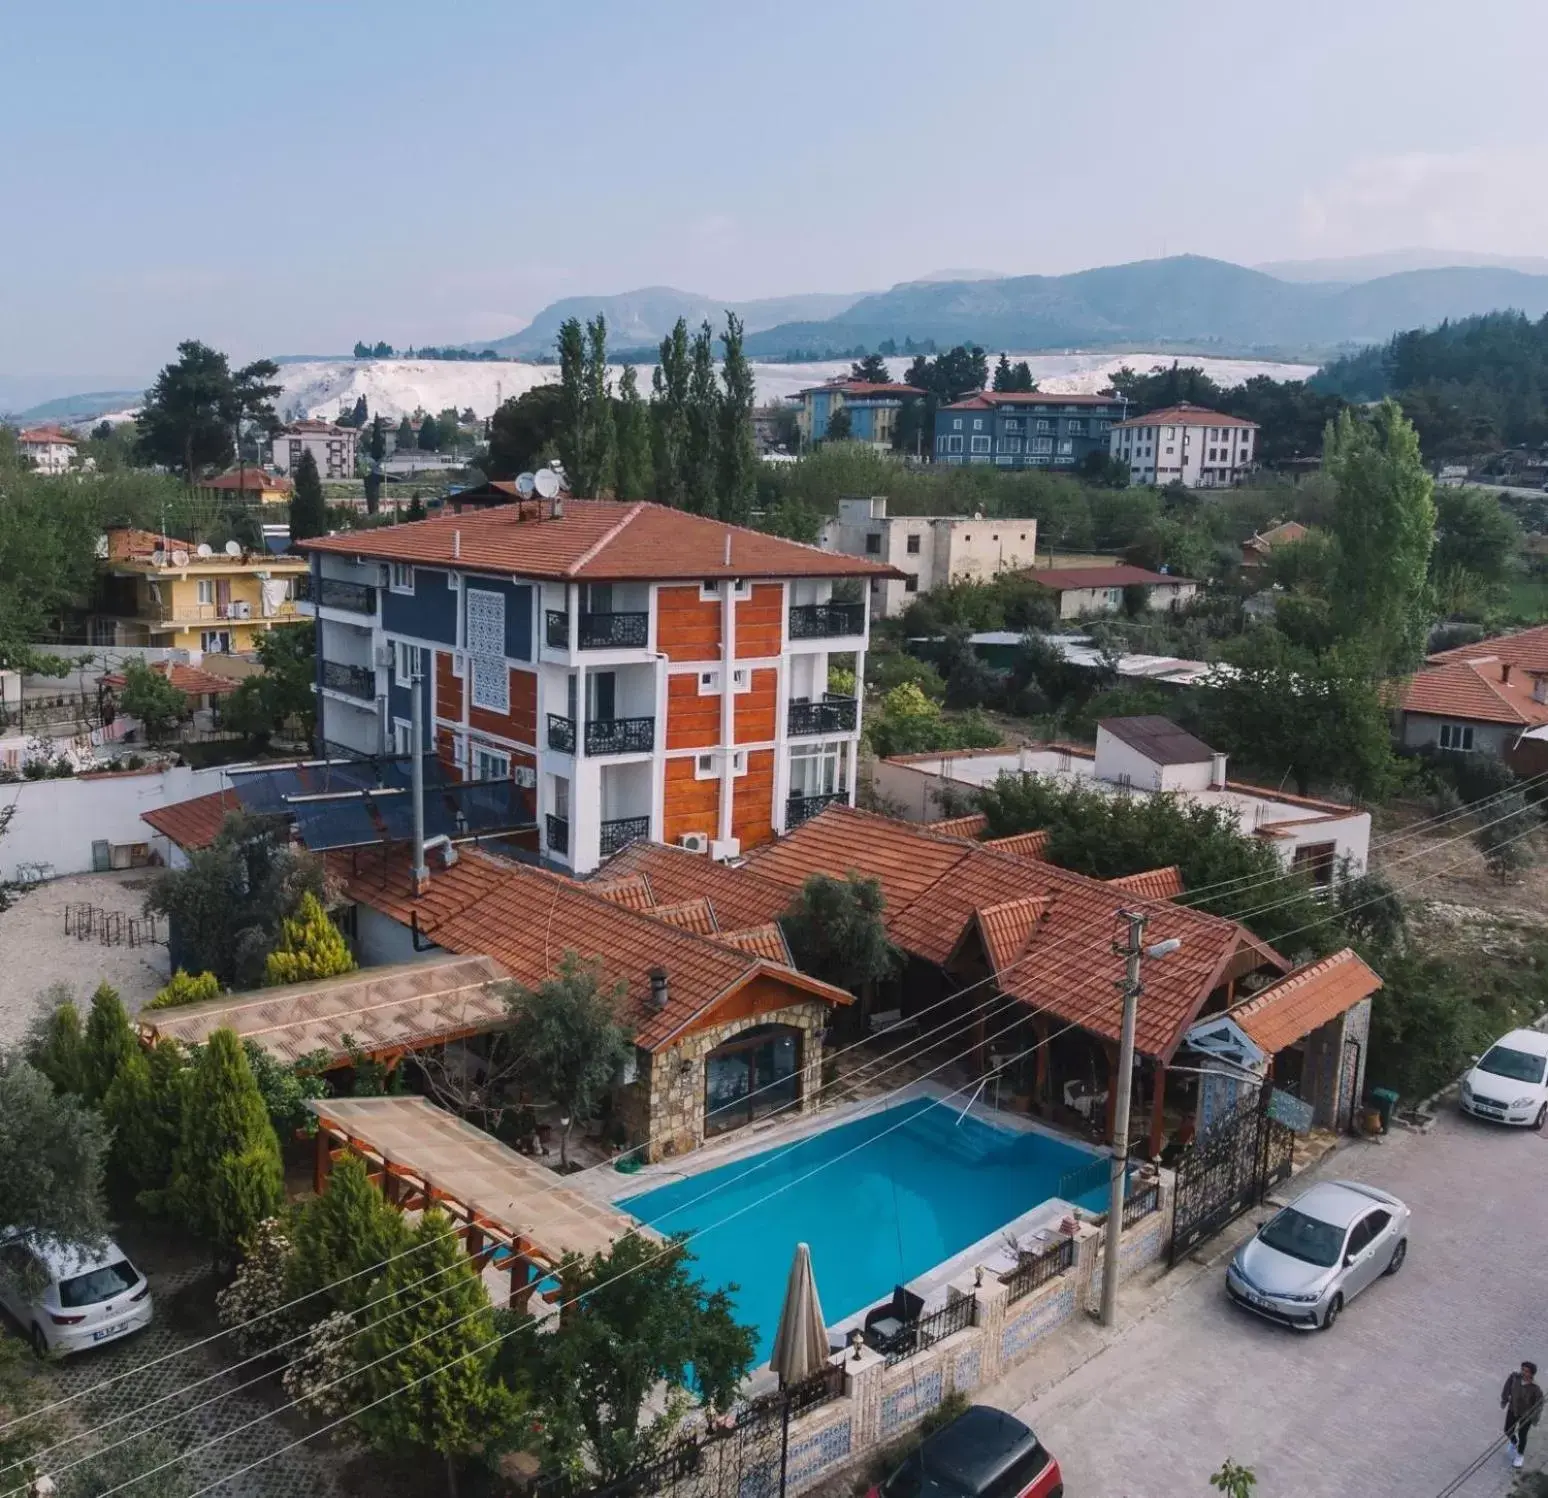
[196,543,213,558]
[151,549,166,566]
[514,472,536,498]
[94,534,109,559]
[534,469,560,499]
[171,549,190,567]
[225,540,242,556]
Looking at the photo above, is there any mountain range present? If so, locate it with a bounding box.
[484,254,1548,364]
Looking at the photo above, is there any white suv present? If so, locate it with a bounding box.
[0,1235,153,1356]
[1460,1029,1548,1129]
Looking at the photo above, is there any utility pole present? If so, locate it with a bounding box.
[1100,912,1181,1328]
[410,661,428,895]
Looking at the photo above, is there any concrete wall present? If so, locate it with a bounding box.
[0,764,233,878]
[1401,712,1515,757]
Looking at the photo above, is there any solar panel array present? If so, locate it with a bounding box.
[291,796,380,852]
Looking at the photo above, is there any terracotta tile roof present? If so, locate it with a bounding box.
[923,812,988,840]
[137,956,508,1067]
[283,419,352,435]
[1113,403,1257,431]
[201,468,293,494]
[334,846,850,1052]
[970,896,1051,975]
[106,526,194,562]
[102,662,240,697]
[984,830,1049,859]
[596,841,791,930]
[141,789,242,851]
[1244,520,1307,554]
[1229,948,1382,1055]
[943,392,1124,410]
[1027,564,1194,592]
[1107,865,1185,899]
[1428,623,1548,673]
[300,498,900,582]
[19,425,77,445]
[590,873,656,912]
[652,897,720,935]
[1400,658,1548,728]
[800,380,923,397]
[713,923,793,963]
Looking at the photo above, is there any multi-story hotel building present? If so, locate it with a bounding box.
[298,498,896,874]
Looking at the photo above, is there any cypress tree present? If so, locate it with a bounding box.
[716,312,757,523]
[356,1208,517,1496]
[289,449,327,543]
[102,1040,186,1203]
[27,998,87,1096]
[169,1028,285,1264]
[650,319,691,509]
[396,414,415,450]
[287,1154,409,1314]
[579,314,616,496]
[81,982,137,1105]
[417,413,441,452]
[685,320,720,515]
[556,316,586,490]
[615,365,652,500]
[264,891,356,985]
[369,414,386,463]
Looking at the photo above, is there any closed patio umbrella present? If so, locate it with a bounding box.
[770,1242,830,1498]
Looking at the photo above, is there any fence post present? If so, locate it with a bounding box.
[963,1269,1007,1385]
[841,1343,886,1452]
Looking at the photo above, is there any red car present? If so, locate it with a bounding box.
[870,1405,1063,1498]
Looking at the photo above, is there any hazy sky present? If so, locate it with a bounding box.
[5,0,1547,383]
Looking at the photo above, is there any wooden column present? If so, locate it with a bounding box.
[972,1013,987,1074]
[1147,1062,1167,1160]
[312,1127,331,1197]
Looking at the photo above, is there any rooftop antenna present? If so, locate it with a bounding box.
[515,472,536,497]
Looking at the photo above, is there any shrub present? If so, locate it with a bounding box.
[263,891,356,986]
[144,968,222,1011]
[216,1217,298,1356]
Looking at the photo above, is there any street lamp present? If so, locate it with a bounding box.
[1100,913,1181,1328]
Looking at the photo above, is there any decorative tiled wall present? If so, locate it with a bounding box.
[953,1345,982,1394]
[1000,1281,1077,1362]
[786,1417,854,1488]
[880,1367,944,1436]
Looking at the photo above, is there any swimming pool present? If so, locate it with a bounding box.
[619,1096,1107,1360]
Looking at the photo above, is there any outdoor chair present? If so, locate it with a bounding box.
[862,1284,926,1353]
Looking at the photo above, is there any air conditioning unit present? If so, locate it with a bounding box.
[374,643,393,667]
[678,832,709,854]
[513,765,536,789]
[709,837,740,862]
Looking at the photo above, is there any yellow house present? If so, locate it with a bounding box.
[92,528,309,653]
[198,468,295,505]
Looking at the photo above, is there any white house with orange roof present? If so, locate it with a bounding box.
[1399,624,1548,763]
[17,425,78,474]
[1110,402,1258,487]
[269,419,357,479]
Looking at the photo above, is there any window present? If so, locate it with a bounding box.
[553,775,570,819]
[1438,722,1475,751]
[946,434,963,454]
[789,740,849,798]
[699,669,720,695]
[732,750,748,775]
[1105,588,1122,605]
[731,667,751,693]
[969,435,991,454]
[700,579,719,600]
[1066,419,1085,435]
[1057,439,1074,455]
[951,418,963,430]
[201,630,231,653]
[1002,417,1023,433]
[1029,437,1053,455]
[472,745,510,781]
[972,418,984,431]
[864,532,882,554]
[904,574,919,593]
[695,752,717,779]
[906,533,921,554]
[390,563,414,593]
[394,640,421,686]
[998,436,1023,454]
[1035,419,1052,433]
[392,719,413,755]
[196,579,215,605]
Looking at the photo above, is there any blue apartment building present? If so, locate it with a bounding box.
[934,391,1129,468]
[796,379,923,449]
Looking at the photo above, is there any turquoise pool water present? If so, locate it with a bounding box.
[618,1097,1106,1360]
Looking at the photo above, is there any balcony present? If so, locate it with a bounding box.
[545,814,570,856]
[787,695,858,737]
[599,816,650,857]
[788,602,865,640]
[578,611,648,650]
[545,609,569,649]
[294,574,313,603]
[546,713,576,754]
[787,791,846,828]
[317,578,376,615]
[584,716,655,756]
[320,660,376,701]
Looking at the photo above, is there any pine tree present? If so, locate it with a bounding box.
[287,1154,410,1314]
[580,314,616,496]
[168,1028,285,1264]
[650,319,691,509]
[615,365,653,500]
[716,312,757,523]
[26,997,87,1096]
[264,891,356,986]
[81,982,137,1105]
[102,1040,186,1203]
[289,449,327,543]
[850,352,890,383]
[396,414,415,450]
[685,320,720,515]
[355,1208,518,1496]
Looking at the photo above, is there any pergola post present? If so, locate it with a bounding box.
[1147,1062,1167,1159]
[312,1127,332,1197]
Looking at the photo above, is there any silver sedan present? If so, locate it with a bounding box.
[1225,1180,1409,1331]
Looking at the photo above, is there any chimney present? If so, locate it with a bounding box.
[1210,751,1228,788]
[724,531,732,567]
[1502,662,1512,684]
[648,967,669,1012]
[452,530,461,560]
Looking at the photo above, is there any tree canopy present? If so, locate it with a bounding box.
[780,872,902,997]
[135,340,237,479]
[289,449,327,543]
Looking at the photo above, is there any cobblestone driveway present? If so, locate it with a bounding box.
[994,1109,1548,1497]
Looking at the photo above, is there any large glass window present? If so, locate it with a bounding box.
[789,741,849,798]
[704,1024,802,1135]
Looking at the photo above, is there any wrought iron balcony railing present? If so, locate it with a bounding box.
[599,816,650,857]
[584,716,655,756]
[320,660,375,701]
[787,695,858,737]
[788,602,864,640]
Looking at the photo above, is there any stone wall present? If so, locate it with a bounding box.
[632,1001,829,1163]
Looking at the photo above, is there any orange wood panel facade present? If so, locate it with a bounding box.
[735,584,784,659]
[468,666,537,746]
[665,672,721,751]
[733,668,778,743]
[677,973,838,1042]
[663,754,720,845]
[656,585,721,662]
[434,727,462,780]
[732,748,775,850]
[435,650,463,721]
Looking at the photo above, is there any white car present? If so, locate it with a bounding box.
[1460,1029,1548,1129]
[0,1235,153,1356]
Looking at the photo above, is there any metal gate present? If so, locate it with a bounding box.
[1169,1088,1295,1266]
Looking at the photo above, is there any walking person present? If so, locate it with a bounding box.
[1503,1361,1544,1469]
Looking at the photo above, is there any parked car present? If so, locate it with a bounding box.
[0,1234,153,1356]
[1225,1180,1409,1331]
[1460,1029,1548,1128]
[870,1404,1062,1498]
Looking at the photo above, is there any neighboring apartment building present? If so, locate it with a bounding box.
[1026,563,1199,619]
[819,496,1038,619]
[874,714,1371,885]
[1110,402,1257,487]
[89,527,308,653]
[795,379,922,449]
[269,419,358,479]
[934,391,1128,469]
[298,498,895,874]
[17,425,78,474]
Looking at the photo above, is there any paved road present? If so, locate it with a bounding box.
[999,1109,1548,1498]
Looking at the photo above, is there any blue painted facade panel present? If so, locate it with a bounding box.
[386,674,433,747]
[382,569,459,643]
